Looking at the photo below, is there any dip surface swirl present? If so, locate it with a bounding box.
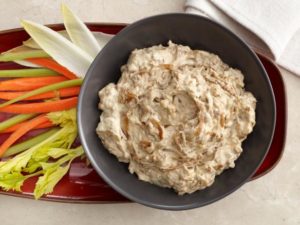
[97,41,256,194]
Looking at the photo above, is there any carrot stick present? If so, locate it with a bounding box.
[0,79,82,108]
[0,97,78,113]
[0,76,67,91]
[0,120,54,133]
[0,87,80,100]
[27,58,78,79]
[0,114,50,157]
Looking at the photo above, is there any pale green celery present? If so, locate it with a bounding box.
[0,50,49,62]
[0,105,79,198]
[0,114,36,132]
[0,122,75,174]
[0,170,43,192]
[0,68,59,78]
[21,20,93,77]
[2,45,46,67]
[47,108,76,127]
[33,146,83,199]
[0,79,82,108]
[3,128,59,158]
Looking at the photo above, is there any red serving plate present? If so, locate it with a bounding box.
[0,23,286,202]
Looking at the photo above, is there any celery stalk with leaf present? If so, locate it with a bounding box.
[0,109,84,199]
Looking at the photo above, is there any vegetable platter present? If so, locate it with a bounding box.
[0,5,286,202]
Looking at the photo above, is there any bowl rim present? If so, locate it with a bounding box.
[78,13,276,210]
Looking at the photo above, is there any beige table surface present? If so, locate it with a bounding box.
[0,1,299,224]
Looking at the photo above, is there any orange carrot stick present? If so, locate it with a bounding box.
[0,87,80,100]
[27,58,78,79]
[0,120,54,133]
[0,76,67,91]
[0,97,78,114]
[0,114,50,156]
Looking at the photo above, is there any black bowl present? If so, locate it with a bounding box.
[78,13,276,210]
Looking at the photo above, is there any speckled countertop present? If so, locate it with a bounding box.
[0,1,299,224]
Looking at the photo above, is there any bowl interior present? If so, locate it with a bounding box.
[78,14,275,210]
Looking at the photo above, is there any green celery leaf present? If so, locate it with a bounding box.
[0,172,27,192]
[47,148,72,159]
[47,108,77,127]
[0,107,81,197]
[23,159,43,173]
[33,163,70,199]
[0,149,35,174]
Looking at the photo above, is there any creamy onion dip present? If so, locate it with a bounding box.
[96,41,256,194]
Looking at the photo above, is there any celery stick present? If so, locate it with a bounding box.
[0,68,59,78]
[0,50,49,62]
[0,114,36,132]
[0,79,82,108]
[3,128,59,157]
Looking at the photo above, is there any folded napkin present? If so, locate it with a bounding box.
[185,0,300,76]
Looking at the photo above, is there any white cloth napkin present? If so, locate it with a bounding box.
[185,0,300,76]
